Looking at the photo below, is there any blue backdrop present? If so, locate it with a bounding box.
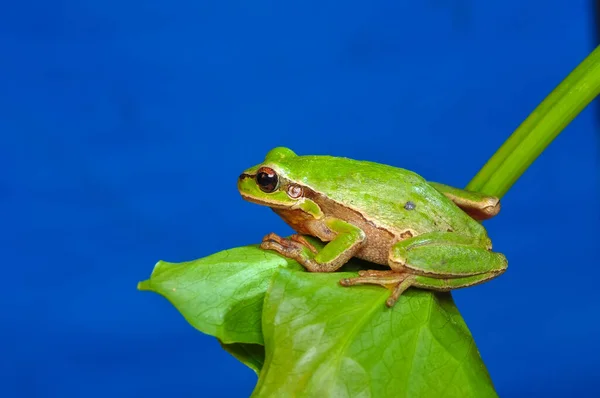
[2,1,598,397]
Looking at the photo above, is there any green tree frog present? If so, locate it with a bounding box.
[238,147,507,307]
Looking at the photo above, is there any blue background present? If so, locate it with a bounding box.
[2,1,598,397]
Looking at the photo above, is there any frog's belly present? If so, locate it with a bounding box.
[355,242,392,266]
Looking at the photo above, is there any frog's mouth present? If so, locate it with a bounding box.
[239,191,268,205]
[239,191,294,209]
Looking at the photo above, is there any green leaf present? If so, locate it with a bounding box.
[139,245,495,396]
[252,269,496,398]
[467,45,600,198]
[138,245,303,345]
[219,341,266,375]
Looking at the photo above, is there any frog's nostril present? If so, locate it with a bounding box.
[238,173,252,182]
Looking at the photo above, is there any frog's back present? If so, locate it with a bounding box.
[277,154,485,238]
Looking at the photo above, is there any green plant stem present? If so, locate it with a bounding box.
[467,45,600,198]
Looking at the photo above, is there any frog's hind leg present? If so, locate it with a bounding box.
[388,232,507,278]
[341,232,507,307]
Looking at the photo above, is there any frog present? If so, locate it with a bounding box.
[238,147,507,307]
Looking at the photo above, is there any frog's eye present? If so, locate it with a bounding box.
[256,167,279,193]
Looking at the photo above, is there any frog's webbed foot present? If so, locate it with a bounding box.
[261,233,318,253]
[261,233,318,263]
[340,270,416,308]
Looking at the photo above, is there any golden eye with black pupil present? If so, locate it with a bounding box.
[256,167,279,193]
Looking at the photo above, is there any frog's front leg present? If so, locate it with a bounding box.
[260,218,366,272]
[341,232,507,307]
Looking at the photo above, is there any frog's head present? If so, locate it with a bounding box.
[237,147,307,210]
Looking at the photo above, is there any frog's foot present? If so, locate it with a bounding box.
[339,271,416,307]
[261,233,317,262]
[340,269,406,286]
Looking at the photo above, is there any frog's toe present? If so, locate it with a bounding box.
[260,239,284,254]
[261,239,298,254]
[262,233,317,253]
[262,234,295,250]
[262,232,285,244]
[261,234,315,265]
[340,271,416,308]
[339,270,406,287]
[289,234,318,254]
[386,276,416,307]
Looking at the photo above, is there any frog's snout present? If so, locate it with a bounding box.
[237,173,253,193]
[238,173,252,185]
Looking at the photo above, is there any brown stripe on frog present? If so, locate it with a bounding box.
[273,183,413,266]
